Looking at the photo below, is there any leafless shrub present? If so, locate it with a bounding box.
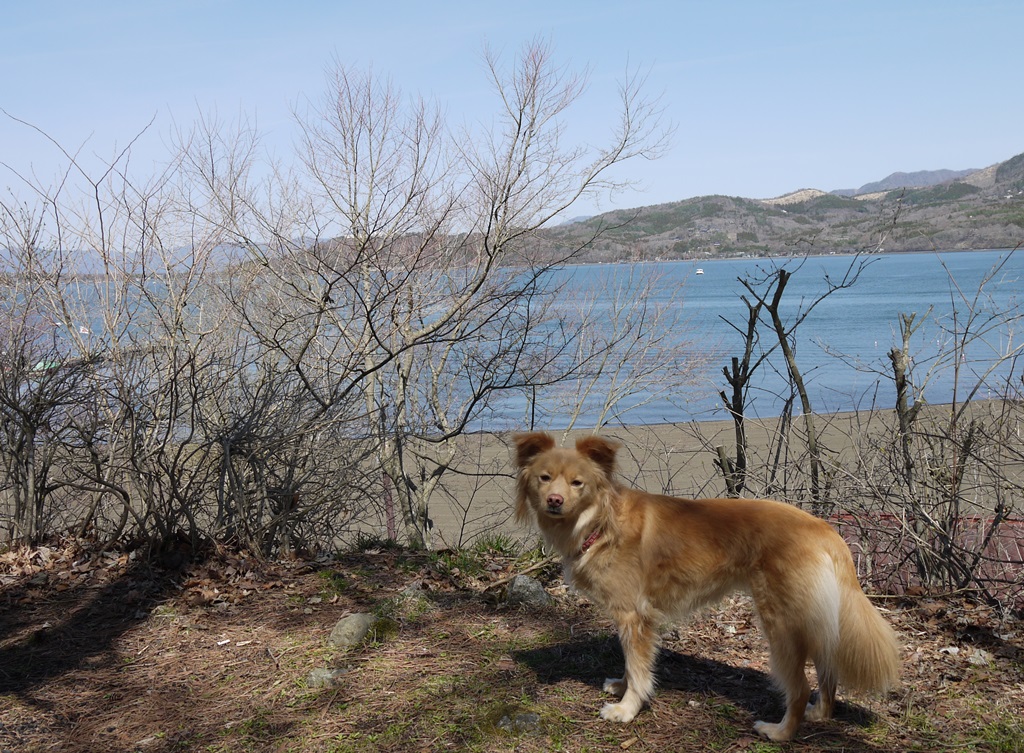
[1,41,677,553]
[706,249,1023,611]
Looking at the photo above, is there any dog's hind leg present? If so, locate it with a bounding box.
[754,628,812,742]
[805,666,836,722]
[602,678,627,697]
[600,611,658,723]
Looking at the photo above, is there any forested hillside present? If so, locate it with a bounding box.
[545,152,1024,261]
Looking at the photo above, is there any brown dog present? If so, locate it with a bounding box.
[513,432,900,741]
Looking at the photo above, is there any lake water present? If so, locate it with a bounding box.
[515,249,1024,427]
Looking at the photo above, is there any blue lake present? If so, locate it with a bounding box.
[510,249,1024,427]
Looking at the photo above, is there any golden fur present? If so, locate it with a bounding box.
[513,432,900,742]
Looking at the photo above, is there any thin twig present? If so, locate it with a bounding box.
[484,554,558,591]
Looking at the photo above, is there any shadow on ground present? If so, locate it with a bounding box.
[0,555,187,696]
[515,633,885,746]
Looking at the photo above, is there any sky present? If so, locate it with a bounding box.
[2,0,1022,217]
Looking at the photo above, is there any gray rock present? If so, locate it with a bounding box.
[967,648,994,666]
[506,575,553,608]
[328,612,376,648]
[498,711,541,734]
[307,667,349,688]
[401,579,427,598]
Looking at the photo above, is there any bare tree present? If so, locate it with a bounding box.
[0,203,80,544]
[732,248,1024,611]
[2,40,673,552]
[176,39,670,548]
[712,256,872,509]
[875,252,1024,605]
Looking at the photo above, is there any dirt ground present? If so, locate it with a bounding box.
[2,538,1022,753]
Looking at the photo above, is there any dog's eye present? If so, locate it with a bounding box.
[571,479,584,488]
[538,473,551,483]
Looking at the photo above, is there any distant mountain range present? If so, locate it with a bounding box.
[544,152,1024,261]
[832,168,978,197]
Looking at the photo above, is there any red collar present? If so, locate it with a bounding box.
[580,529,602,554]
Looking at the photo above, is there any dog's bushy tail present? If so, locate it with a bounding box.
[830,550,901,692]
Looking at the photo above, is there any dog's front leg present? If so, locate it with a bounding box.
[601,612,657,723]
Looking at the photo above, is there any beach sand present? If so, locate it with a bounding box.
[427,409,892,548]
[416,402,1022,609]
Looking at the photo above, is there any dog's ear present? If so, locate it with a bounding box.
[513,432,554,525]
[576,436,620,479]
[513,432,555,468]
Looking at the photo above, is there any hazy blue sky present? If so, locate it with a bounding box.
[3,0,1021,215]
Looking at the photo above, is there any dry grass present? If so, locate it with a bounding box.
[1,538,1022,752]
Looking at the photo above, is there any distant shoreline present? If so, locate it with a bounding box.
[559,245,1020,267]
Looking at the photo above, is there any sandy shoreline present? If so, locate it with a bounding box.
[430,398,1023,548]
[429,408,893,548]
[425,401,1023,611]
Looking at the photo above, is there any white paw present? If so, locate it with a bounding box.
[753,720,792,742]
[600,702,638,723]
[805,701,827,722]
[603,678,626,696]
